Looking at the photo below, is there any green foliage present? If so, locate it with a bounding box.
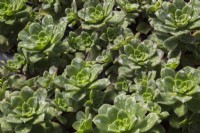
[40,0,61,13]
[157,67,200,119]
[66,31,98,52]
[78,0,115,29]
[150,0,200,35]
[118,39,163,77]
[18,15,67,73]
[0,0,28,24]
[2,0,200,132]
[0,87,59,133]
[157,67,200,104]
[93,93,163,133]
[116,0,162,13]
[72,108,93,133]
[64,0,78,27]
[54,58,110,106]
[115,0,140,13]
[0,0,31,52]
[62,58,105,88]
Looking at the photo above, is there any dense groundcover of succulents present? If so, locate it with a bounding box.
[2,0,200,132]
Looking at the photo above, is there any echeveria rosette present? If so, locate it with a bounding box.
[63,0,78,27]
[100,27,121,42]
[67,31,98,52]
[63,58,104,88]
[36,66,58,92]
[150,0,200,35]
[18,15,66,58]
[99,27,134,52]
[134,70,157,86]
[134,71,159,102]
[18,15,67,72]
[52,89,77,126]
[0,87,59,133]
[0,0,31,52]
[108,28,134,50]
[137,81,157,102]
[0,0,29,24]
[5,53,25,72]
[157,67,200,117]
[78,0,115,29]
[40,0,62,13]
[116,0,162,13]
[115,71,169,119]
[54,58,110,104]
[115,76,134,93]
[96,50,113,64]
[52,89,77,113]
[132,71,169,119]
[84,89,106,110]
[115,0,139,13]
[72,108,93,133]
[118,40,164,77]
[143,0,163,13]
[93,93,164,133]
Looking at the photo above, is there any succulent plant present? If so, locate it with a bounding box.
[66,31,98,52]
[116,0,162,13]
[133,71,159,102]
[18,15,67,73]
[54,58,110,103]
[72,108,93,133]
[40,0,62,13]
[2,0,200,132]
[93,93,163,133]
[0,0,30,24]
[78,0,115,29]
[157,67,200,117]
[115,0,140,13]
[0,0,31,52]
[0,87,59,133]
[63,0,78,27]
[62,58,104,88]
[118,39,163,77]
[150,0,200,35]
[6,53,25,71]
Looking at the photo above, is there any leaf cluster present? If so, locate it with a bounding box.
[1,0,200,133]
